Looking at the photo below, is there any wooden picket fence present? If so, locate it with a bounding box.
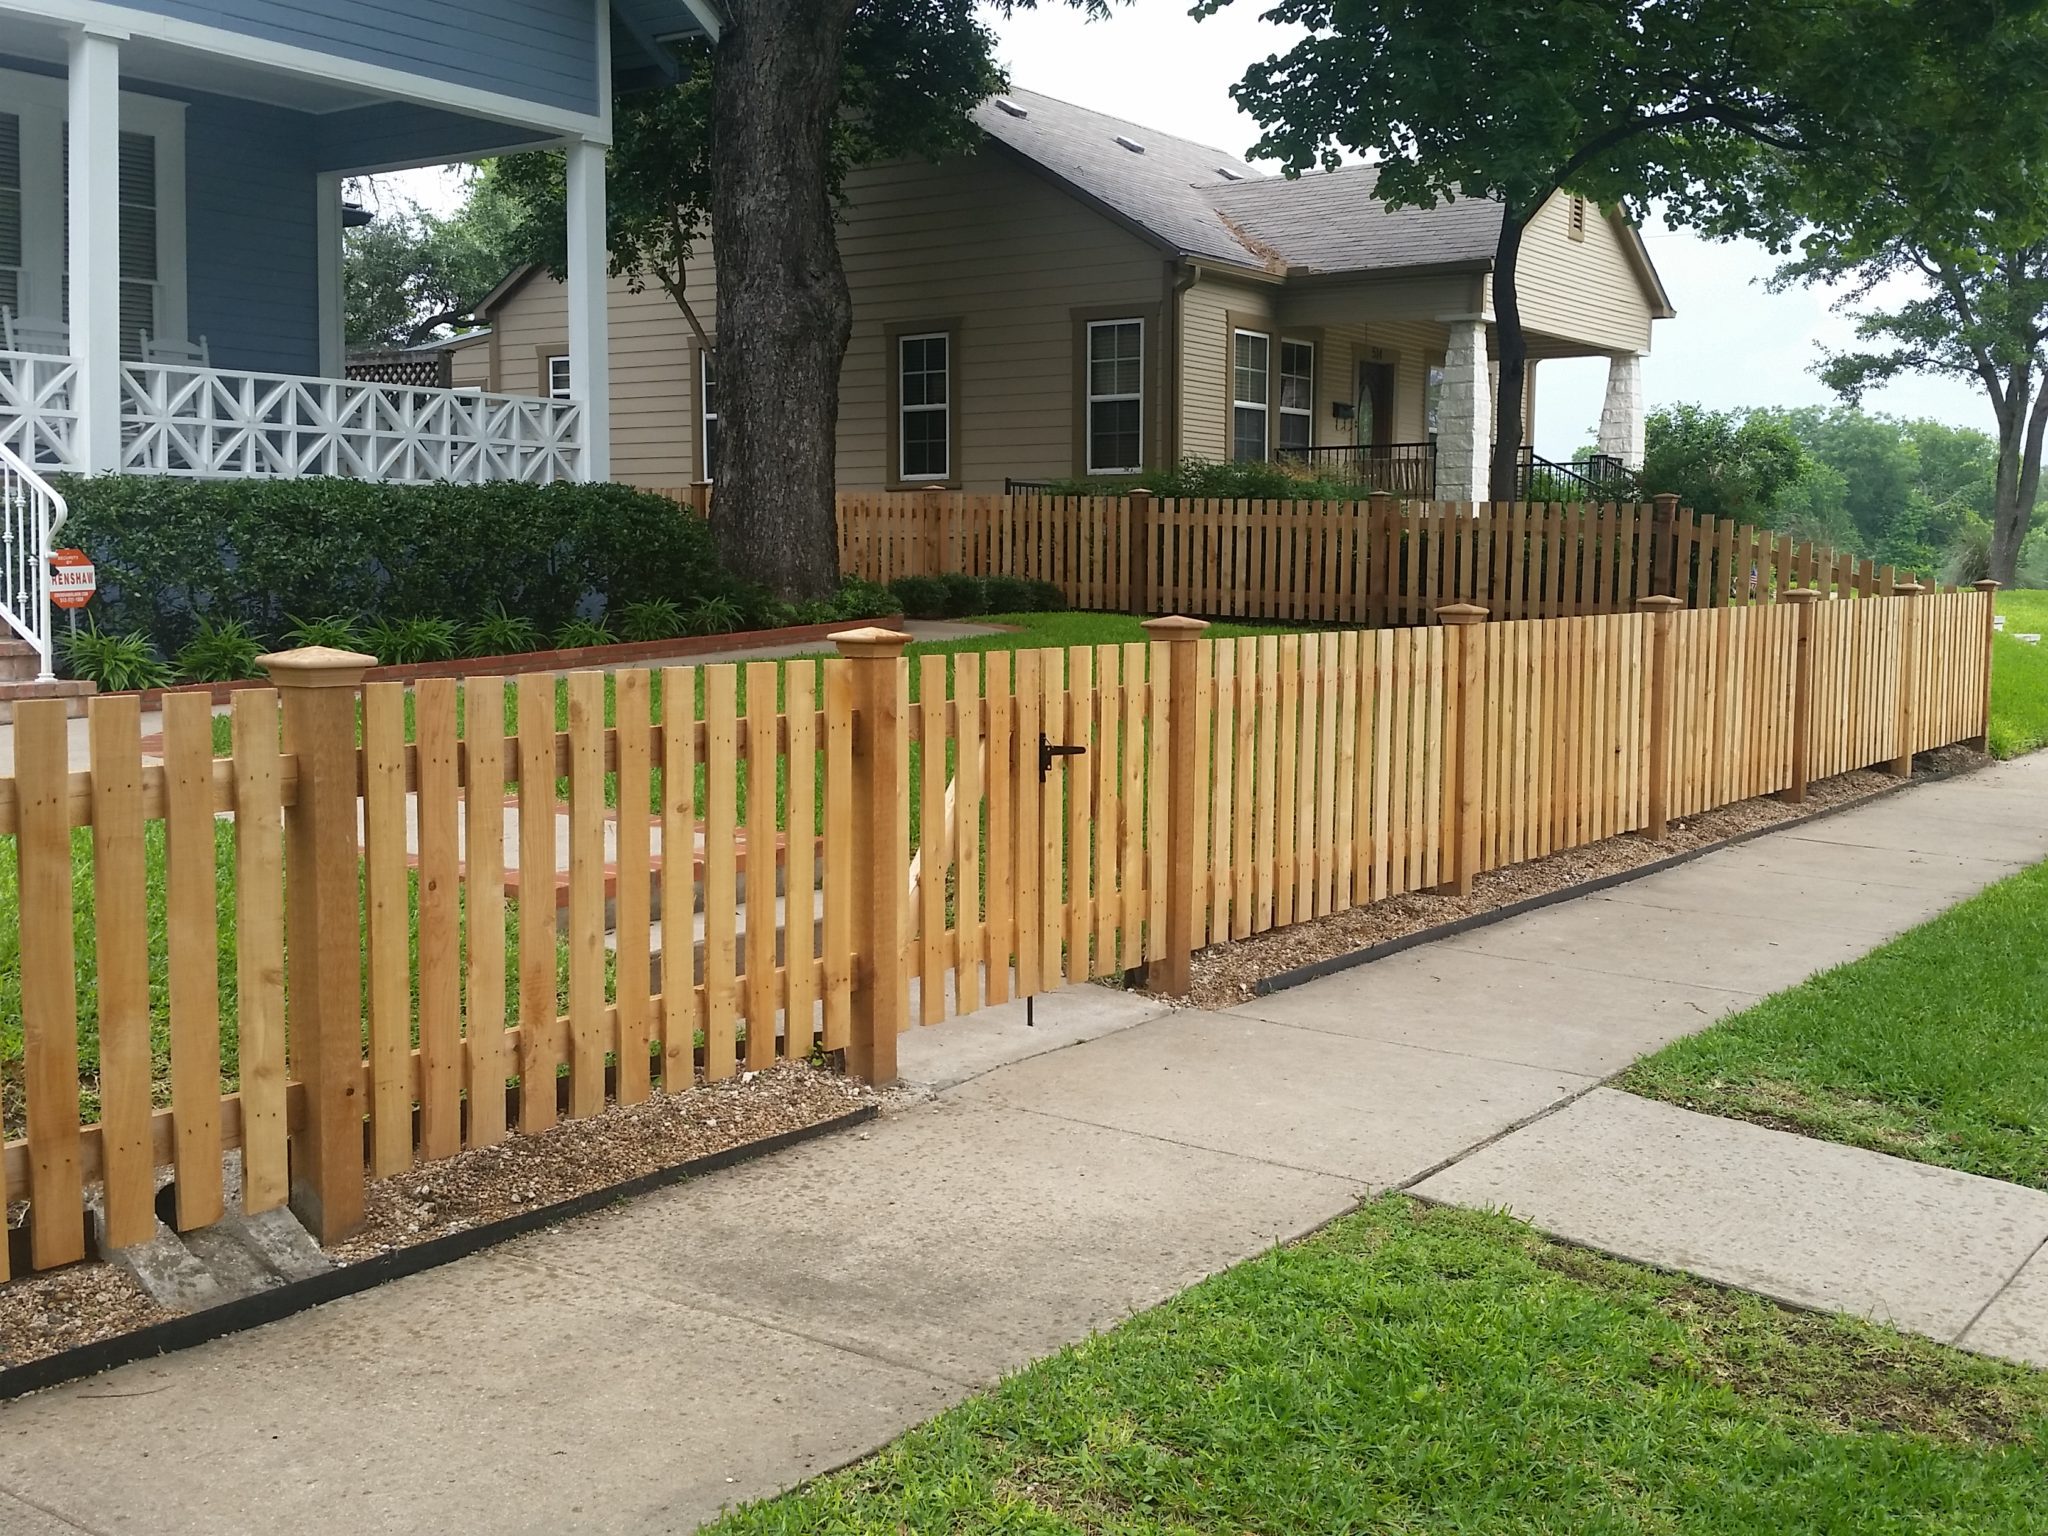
[0,586,1995,1277]
[821,490,1932,624]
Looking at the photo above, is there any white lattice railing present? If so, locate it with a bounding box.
[0,350,82,472]
[0,443,67,679]
[119,363,585,483]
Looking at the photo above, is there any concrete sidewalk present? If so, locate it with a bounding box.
[2,754,2044,1536]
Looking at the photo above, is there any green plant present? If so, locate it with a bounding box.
[978,574,1036,614]
[684,595,744,635]
[554,616,616,649]
[938,572,985,617]
[617,598,686,643]
[363,615,459,667]
[61,622,175,691]
[831,576,897,620]
[1027,579,1068,613]
[462,603,543,658]
[790,599,837,625]
[172,616,266,683]
[888,575,950,620]
[283,613,366,652]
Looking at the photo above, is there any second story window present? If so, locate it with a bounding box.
[899,331,949,481]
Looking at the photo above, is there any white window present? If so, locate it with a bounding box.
[1278,339,1314,457]
[545,354,572,400]
[1085,318,1142,474]
[1231,328,1269,462]
[898,331,949,481]
[699,348,717,481]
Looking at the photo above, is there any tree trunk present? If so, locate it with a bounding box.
[1986,362,2045,587]
[1487,213,1531,503]
[707,0,854,599]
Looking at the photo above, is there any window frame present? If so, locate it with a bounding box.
[1083,316,1144,476]
[544,353,572,402]
[891,324,955,486]
[1277,338,1314,458]
[1230,325,1271,463]
[698,346,718,482]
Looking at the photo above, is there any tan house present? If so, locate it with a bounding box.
[451,88,1673,500]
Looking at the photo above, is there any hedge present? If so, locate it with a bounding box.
[56,475,735,655]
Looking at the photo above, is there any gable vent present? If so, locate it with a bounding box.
[1114,134,1146,154]
[1216,166,1243,181]
[992,96,1028,118]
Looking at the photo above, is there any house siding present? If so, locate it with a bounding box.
[1178,272,1276,462]
[183,92,319,374]
[1509,191,1654,354]
[106,0,601,116]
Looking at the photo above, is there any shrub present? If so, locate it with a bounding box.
[173,616,266,682]
[979,574,1036,614]
[789,599,837,625]
[1022,579,1068,612]
[463,604,542,658]
[1041,454,1365,502]
[617,598,686,643]
[62,623,174,691]
[554,616,616,649]
[938,573,986,617]
[684,595,744,635]
[363,615,458,667]
[284,613,366,651]
[55,476,737,656]
[832,577,897,621]
[888,575,950,620]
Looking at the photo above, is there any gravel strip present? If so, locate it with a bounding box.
[1186,750,1984,1009]
[0,1264,171,1370]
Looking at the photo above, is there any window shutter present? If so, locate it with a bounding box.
[0,112,20,318]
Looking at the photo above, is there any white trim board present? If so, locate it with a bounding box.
[0,0,612,143]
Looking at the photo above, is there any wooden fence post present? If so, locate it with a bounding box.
[1435,602,1487,897]
[1780,588,1820,804]
[1889,582,1923,777]
[260,643,376,1245]
[1141,615,1210,995]
[1127,488,1154,615]
[1971,579,2001,750]
[1368,491,1394,626]
[1636,595,1684,838]
[1650,493,1679,598]
[835,626,912,1084]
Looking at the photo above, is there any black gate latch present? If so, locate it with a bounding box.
[1039,732,1087,782]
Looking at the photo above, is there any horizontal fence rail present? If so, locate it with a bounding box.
[0,588,1995,1276]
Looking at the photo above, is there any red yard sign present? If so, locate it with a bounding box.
[49,548,96,609]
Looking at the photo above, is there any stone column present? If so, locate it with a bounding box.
[1598,352,1646,470]
[1435,317,1491,502]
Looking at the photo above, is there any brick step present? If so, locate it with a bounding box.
[0,677,96,721]
[0,638,46,684]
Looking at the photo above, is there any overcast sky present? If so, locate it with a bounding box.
[392,0,1989,457]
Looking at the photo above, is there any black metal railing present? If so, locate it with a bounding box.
[1005,477,1055,495]
[1282,441,1437,497]
[1514,447,1632,500]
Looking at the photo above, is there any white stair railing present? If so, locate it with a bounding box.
[0,442,67,680]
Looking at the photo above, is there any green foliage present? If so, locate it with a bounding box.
[888,576,951,621]
[61,622,174,691]
[172,616,266,683]
[362,615,459,667]
[1046,455,1364,501]
[617,598,687,643]
[1644,405,1810,524]
[283,613,366,652]
[683,595,744,636]
[936,573,983,618]
[1027,579,1067,613]
[977,574,1037,615]
[1986,593,2048,758]
[57,475,733,655]
[344,173,526,348]
[553,616,616,650]
[462,604,542,658]
[831,576,898,621]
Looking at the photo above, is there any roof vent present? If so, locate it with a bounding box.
[1114,134,1146,154]
[992,96,1028,118]
[1216,166,1244,181]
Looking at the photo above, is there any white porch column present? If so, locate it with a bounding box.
[68,27,124,475]
[1435,315,1491,503]
[315,172,346,378]
[564,137,611,483]
[1598,351,1646,470]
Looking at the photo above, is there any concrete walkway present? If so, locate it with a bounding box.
[2,754,2045,1535]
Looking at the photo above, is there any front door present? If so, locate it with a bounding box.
[1356,360,1396,452]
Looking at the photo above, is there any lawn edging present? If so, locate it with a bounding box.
[119,613,910,707]
[0,1102,878,1403]
[1247,759,1977,998]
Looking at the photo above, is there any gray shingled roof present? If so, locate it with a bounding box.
[973,89,1509,278]
[1207,163,1503,274]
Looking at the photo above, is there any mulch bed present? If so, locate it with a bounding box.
[1184,746,1985,1009]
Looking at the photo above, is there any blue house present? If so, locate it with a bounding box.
[0,0,717,486]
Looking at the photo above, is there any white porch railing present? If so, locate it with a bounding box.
[0,350,82,472]
[120,363,585,483]
[0,351,585,484]
[0,442,67,680]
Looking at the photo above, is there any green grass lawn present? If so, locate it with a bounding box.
[1990,591,2048,758]
[704,1197,2048,1535]
[1623,858,2048,1191]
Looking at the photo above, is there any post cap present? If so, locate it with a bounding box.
[258,645,378,688]
[1434,602,1488,625]
[1891,582,1925,596]
[1651,491,1680,510]
[1974,579,2003,592]
[1635,595,1685,611]
[1779,587,1823,605]
[831,626,913,658]
[1140,615,1210,640]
